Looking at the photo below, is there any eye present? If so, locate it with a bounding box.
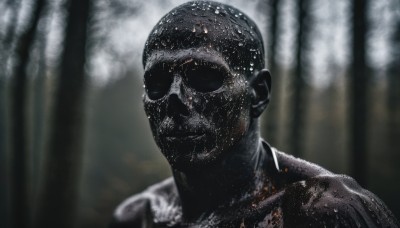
[144,70,173,100]
[186,67,224,92]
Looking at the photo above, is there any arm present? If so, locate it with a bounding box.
[109,194,152,228]
[109,178,177,228]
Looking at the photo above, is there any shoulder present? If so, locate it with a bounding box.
[273,148,333,179]
[264,144,399,227]
[262,141,333,184]
[109,177,177,228]
[281,174,399,227]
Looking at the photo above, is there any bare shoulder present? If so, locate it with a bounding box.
[273,149,333,179]
[281,173,399,227]
[109,177,178,228]
[267,149,399,226]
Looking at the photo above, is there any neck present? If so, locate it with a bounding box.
[172,120,269,220]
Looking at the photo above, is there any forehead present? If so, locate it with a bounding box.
[144,48,231,72]
[142,1,266,79]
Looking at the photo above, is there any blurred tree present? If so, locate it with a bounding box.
[8,0,45,227]
[290,0,311,157]
[387,18,400,128]
[351,0,368,187]
[0,1,23,227]
[31,6,50,207]
[384,18,400,217]
[264,0,280,145]
[34,0,91,227]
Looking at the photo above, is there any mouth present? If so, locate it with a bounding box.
[162,132,206,141]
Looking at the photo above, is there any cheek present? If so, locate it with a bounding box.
[143,97,166,134]
[221,93,250,136]
[197,83,250,139]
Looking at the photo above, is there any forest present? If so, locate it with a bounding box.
[0,0,399,227]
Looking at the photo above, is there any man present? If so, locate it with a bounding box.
[111,1,399,227]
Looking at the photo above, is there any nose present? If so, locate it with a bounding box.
[167,76,190,117]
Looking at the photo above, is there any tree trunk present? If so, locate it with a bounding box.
[34,0,90,227]
[31,8,50,210]
[0,1,22,227]
[265,0,280,145]
[290,0,310,157]
[9,0,45,227]
[350,0,368,187]
[387,19,400,128]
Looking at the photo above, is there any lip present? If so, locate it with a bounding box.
[163,132,205,141]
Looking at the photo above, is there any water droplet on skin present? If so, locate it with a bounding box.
[249,67,253,71]
[238,42,243,46]
[192,27,196,32]
[235,14,238,18]
[203,26,208,34]
[237,29,242,34]
[175,27,178,30]
[334,208,338,213]
[143,85,146,88]
[215,9,219,14]
[250,62,254,66]
[188,96,193,101]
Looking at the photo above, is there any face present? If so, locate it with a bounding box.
[143,48,252,170]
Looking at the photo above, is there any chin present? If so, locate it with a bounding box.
[161,144,223,172]
[155,131,240,171]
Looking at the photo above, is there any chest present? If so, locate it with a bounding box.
[149,201,284,228]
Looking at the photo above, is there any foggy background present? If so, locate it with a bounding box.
[1,0,399,227]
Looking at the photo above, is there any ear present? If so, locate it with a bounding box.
[250,69,271,118]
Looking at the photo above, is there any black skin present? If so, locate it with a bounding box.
[110,1,399,227]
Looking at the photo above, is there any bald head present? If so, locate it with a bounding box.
[143,1,265,78]
[142,1,271,170]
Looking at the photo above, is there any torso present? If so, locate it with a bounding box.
[111,147,399,228]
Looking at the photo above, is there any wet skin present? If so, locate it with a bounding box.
[111,145,399,227]
[140,46,273,223]
[111,1,399,227]
[143,48,253,171]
